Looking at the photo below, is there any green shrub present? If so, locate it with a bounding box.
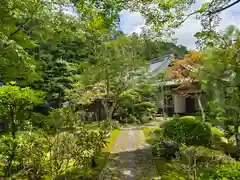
[179,146,235,180]
[181,146,235,166]
[154,128,163,136]
[210,127,239,159]
[205,100,227,126]
[127,115,140,124]
[116,90,156,123]
[198,162,240,180]
[135,102,156,122]
[162,117,212,146]
[115,89,141,120]
[47,107,85,131]
[211,127,224,137]
[152,141,164,157]
[135,101,156,112]
[99,120,120,131]
[211,137,238,159]
[179,116,196,121]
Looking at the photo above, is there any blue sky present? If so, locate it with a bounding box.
[119,1,240,49]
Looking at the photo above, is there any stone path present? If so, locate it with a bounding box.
[98,129,161,180]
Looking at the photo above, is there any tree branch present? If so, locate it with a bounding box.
[208,0,240,15]
[179,11,198,25]
[8,3,40,38]
[178,0,240,26]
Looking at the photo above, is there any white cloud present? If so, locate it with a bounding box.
[120,2,240,49]
[119,10,145,34]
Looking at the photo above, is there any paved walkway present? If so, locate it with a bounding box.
[98,129,160,180]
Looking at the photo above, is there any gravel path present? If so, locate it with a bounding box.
[98,129,160,180]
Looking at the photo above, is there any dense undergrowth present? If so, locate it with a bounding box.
[143,116,240,180]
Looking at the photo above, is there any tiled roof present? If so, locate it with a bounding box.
[149,54,174,75]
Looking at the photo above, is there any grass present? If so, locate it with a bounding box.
[142,127,189,180]
[153,157,189,180]
[82,122,100,130]
[90,128,120,179]
[142,126,160,144]
[103,129,120,152]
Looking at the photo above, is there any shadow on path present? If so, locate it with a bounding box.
[99,148,160,180]
[98,129,160,180]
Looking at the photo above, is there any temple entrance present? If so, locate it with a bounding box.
[185,96,196,114]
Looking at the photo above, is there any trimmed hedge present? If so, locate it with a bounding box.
[179,116,196,121]
[162,116,212,146]
[181,146,235,166]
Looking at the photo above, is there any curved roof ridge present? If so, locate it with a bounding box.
[149,54,174,74]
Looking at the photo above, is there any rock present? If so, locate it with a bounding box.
[160,141,179,159]
[105,131,110,138]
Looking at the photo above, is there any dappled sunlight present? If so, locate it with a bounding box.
[98,129,160,180]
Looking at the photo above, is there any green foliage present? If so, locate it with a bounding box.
[162,116,212,146]
[0,84,43,129]
[102,129,120,153]
[155,158,189,180]
[0,128,107,179]
[205,101,227,126]
[179,146,235,180]
[181,146,235,166]
[142,127,160,145]
[0,84,43,110]
[179,116,196,121]
[211,127,224,137]
[119,89,141,106]
[198,162,240,180]
[99,120,120,131]
[154,128,164,136]
[129,35,187,60]
[67,36,152,121]
[115,83,157,124]
[200,25,240,157]
[46,107,85,131]
[135,101,156,122]
[211,132,239,159]
[143,127,169,157]
[135,101,156,112]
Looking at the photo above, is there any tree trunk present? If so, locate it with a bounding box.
[102,99,117,121]
[234,124,240,159]
[6,108,17,177]
[196,93,205,121]
[104,58,111,121]
[102,99,109,121]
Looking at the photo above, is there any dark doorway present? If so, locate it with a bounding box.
[185,97,195,113]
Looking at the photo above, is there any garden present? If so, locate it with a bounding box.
[143,115,240,180]
[1,0,240,179]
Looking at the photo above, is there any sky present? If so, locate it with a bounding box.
[119,1,240,49]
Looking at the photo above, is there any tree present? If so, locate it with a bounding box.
[165,51,201,80]
[200,25,240,158]
[0,83,43,177]
[67,36,149,121]
[124,0,240,33]
[70,1,240,48]
[129,35,187,61]
[164,51,206,120]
